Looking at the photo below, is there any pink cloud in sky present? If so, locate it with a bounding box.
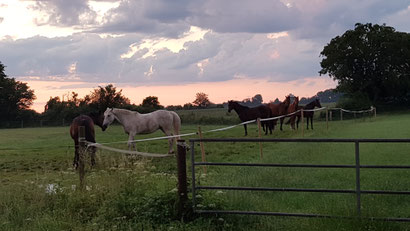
[26,76,336,113]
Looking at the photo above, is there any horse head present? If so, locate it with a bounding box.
[89,111,105,131]
[283,96,291,107]
[227,100,235,113]
[102,108,115,131]
[315,99,322,108]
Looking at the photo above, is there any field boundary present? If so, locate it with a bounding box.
[189,138,410,222]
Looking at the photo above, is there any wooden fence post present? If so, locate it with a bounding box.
[257,118,263,159]
[340,109,343,121]
[374,107,377,118]
[197,126,206,174]
[329,110,333,121]
[301,109,304,137]
[326,107,329,130]
[176,140,188,218]
[78,126,86,189]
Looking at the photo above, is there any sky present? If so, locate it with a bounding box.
[1,0,409,112]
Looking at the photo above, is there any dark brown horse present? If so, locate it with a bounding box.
[296,99,322,130]
[267,96,291,131]
[70,112,104,169]
[228,101,273,136]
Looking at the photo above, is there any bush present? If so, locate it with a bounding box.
[336,92,372,111]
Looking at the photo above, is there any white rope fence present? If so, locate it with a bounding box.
[87,142,174,157]
[85,106,375,156]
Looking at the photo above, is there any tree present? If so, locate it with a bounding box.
[85,84,131,112]
[141,96,163,109]
[0,61,36,120]
[319,23,410,105]
[252,94,263,105]
[192,92,211,108]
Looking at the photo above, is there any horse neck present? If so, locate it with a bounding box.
[304,101,317,110]
[112,109,139,125]
[232,103,248,114]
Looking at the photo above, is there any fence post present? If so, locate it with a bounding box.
[78,126,86,190]
[355,141,361,217]
[21,120,23,128]
[197,126,206,174]
[190,140,197,212]
[257,118,263,159]
[340,109,343,121]
[329,110,333,121]
[176,140,188,218]
[374,107,377,118]
[301,109,304,137]
[326,107,329,130]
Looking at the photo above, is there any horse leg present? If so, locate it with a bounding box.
[280,118,284,131]
[162,129,175,154]
[290,116,295,130]
[168,137,174,154]
[243,124,248,136]
[311,117,314,130]
[128,133,136,150]
[263,121,268,135]
[296,115,300,130]
[306,117,309,130]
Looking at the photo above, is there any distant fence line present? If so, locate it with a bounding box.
[0,106,376,129]
[0,119,69,129]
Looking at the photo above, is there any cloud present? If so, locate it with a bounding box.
[187,0,301,33]
[1,0,409,88]
[30,0,97,27]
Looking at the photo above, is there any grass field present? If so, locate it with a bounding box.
[1,110,410,230]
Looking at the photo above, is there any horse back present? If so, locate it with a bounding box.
[70,115,96,143]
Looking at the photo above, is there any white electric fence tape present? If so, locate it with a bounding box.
[86,106,374,155]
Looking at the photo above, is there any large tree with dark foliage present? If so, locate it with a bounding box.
[0,61,36,120]
[319,23,410,105]
[84,84,131,112]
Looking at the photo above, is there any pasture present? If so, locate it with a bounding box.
[1,110,410,230]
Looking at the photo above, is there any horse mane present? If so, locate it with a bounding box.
[229,101,249,109]
[112,108,139,115]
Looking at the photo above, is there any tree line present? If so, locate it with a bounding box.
[1,23,409,127]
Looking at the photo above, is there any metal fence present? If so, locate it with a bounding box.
[189,138,410,222]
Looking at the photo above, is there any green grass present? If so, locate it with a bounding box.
[1,111,410,230]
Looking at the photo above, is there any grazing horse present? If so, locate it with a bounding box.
[227,101,273,136]
[102,108,181,154]
[267,96,291,131]
[70,112,105,169]
[295,99,322,130]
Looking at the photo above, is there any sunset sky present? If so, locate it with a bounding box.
[1,0,409,112]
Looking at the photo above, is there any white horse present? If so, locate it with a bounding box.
[102,108,181,154]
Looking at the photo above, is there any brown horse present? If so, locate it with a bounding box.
[228,101,273,136]
[70,112,104,169]
[286,96,299,130]
[267,96,291,131]
[293,99,322,130]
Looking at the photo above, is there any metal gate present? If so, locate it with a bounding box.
[189,138,410,222]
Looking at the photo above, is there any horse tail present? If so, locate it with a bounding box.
[171,111,181,140]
